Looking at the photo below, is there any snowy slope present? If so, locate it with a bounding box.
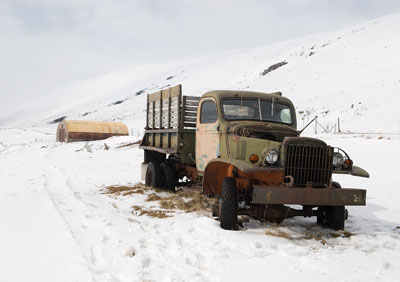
[1,13,400,282]
[1,13,400,135]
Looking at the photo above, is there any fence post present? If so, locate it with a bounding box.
[314,117,317,134]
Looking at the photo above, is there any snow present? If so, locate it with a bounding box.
[1,12,400,282]
[0,134,399,281]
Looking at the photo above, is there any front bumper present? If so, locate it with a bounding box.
[252,185,366,206]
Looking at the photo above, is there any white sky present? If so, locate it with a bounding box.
[1,0,400,111]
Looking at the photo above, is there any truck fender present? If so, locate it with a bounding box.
[350,165,370,178]
[203,158,283,195]
[203,159,237,196]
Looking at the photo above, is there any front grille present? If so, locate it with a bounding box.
[285,144,333,187]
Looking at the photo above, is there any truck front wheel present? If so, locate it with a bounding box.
[145,162,162,188]
[317,181,345,230]
[219,177,238,230]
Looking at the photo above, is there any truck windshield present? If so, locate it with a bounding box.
[222,98,292,124]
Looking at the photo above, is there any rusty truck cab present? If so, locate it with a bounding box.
[196,90,298,194]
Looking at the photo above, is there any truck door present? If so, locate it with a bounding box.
[196,98,219,172]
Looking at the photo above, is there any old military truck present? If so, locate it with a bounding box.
[140,85,368,230]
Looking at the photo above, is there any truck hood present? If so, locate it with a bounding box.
[227,122,298,142]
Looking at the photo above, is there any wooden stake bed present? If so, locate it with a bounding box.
[140,85,199,165]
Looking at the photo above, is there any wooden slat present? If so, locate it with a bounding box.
[147,85,183,129]
[184,122,196,128]
[184,111,197,117]
[148,91,161,102]
[185,101,199,107]
[170,84,182,98]
[184,116,197,123]
[185,106,198,111]
[185,96,200,101]
[180,96,186,128]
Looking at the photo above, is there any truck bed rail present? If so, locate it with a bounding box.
[141,85,198,164]
[146,85,199,130]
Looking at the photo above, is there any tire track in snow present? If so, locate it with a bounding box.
[40,171,98,282]
[41,151,149,282]
[38,149,124,282]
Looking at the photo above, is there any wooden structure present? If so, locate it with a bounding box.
[140,84,199,164]
[57,120,129,142]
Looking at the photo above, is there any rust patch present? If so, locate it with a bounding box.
[68,132,127,142]
[203,161,284,195]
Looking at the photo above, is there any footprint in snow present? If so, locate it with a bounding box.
[86,213,96,219]
[102,234,111,243]
[141,256,151,268]
[139,238,148,248]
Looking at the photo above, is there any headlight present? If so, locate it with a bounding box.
[265,149,279,164]
[333,152,344,168]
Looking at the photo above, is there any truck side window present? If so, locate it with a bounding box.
[200,100,218,124]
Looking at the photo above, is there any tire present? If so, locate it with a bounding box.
[331,181,345,230]
[145,162,162,188]
[317,206,329,226]
[160,163,177,191]
[331,205,345,230]
[317,181,345,230]
[219,177,238,230]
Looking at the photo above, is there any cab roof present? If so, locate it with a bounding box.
[200,90,294,107]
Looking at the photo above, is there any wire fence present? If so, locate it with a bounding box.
[313,117,341,134]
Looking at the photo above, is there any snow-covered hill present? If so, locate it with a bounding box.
[1,13,400,135]
[1,13,400,282]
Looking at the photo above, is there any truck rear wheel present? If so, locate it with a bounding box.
[219,177,238,230]
[160,163,177,192]
[145,162,162,188]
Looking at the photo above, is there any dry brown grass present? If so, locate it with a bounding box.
[157,191,213,213]
[304,232,327,245]
[330,232,341,238]
[176,190,200,199]
[330,231,354,238]
[105,183,214,220]
[146,193,162,202]
[343,231,354,238]
[103,183,148,196]
[131,205,171,218]
[266,227,330,245]
[122,190,144,196]
[265,228,293,240]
